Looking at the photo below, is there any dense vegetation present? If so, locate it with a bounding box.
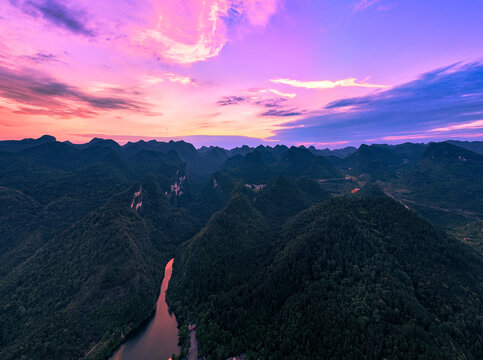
[169,188,483,359]
[397,142,483,213]
[0,136,482,359]
[0,139,199,359]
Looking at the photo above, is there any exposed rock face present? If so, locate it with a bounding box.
[165,173,187,200]
[131,186,143,210]
[244,184,266,191]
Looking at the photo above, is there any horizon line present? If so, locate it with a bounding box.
[1,134,481,151]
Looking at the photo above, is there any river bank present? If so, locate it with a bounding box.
[187,327,198,360]
[109,258,179,360]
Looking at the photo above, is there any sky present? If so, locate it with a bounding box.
[0,0,482,148]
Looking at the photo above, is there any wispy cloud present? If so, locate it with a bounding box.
[87,82,122,93]
[270,77,388,89]
[353,0,383,12]
[140,0,280,64]
[165,73,197,86]
[143,73,197,86]
[216,85,302,117]
[217,96,248,106]
[382,132,483,141]
[21,52,60,64]
[382,134,430,141]
[271,62,483,144]
[261,109,303,117]
[0,65,153,117]
[217,94,288,107]
[252,88,296,99]
[318,141,350,146]
[429,119,483,132]
[11,0,95,36]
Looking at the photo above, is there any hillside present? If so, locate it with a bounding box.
[0,136,482,360]
[397,142,483,213]
[220,147,341,183]
[168,189,483,359]
[339,144,405,181]
[0,180,197,360]
[0,140,199,360]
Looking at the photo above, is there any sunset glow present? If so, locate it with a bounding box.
[0,0,482,147]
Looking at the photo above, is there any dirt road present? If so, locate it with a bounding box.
[187,329,198,360]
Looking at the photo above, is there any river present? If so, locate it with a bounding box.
[110,258,179,360]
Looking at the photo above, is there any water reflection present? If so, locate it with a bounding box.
[110,258,179,360]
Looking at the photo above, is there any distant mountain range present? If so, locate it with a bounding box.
[0,135,482,359]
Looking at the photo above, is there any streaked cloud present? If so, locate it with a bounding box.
[353,0,383,12]
[382,134,430,141]
[0,65,152,117]
[143,73,197,86]
[382,132,483,141]
[217,90,292,107]
[21,52,60,64]
[429,119,483,132]
[217,96,247,106]
[261,109,303,117]
[270,77,388,89]
[165,73,197,86]
[11,0,95,36]
[216,87,302,117]
[1,0,482,146]
[271,62,483,144]
[318,141,350,146]
[87,82,121,93]
[140,0,280,64]
[262,89,297,99]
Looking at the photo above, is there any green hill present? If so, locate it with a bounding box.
[220,147,341,183]
[1,137,482,360]
[0,181,197,360]
[168,189,483,359]
[340,144,404,181]
[398,142,483,213]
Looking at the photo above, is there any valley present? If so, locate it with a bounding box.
[109,259,179,360]
[0,136,482,360]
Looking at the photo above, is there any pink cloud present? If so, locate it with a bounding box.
[165,73,197,86]
[428,119,483,132]
[382,134,430,141]
[0,64,153,118]
[139,0,280,64]
[143,73,197,86]
[353,0,383,12]
[267,89,296,99]
[270,77,388,89]
[317,141,350,146]
[239,0,279,27]
[245,88,297,99]
[296,140,350,149]
[383,132,483,141]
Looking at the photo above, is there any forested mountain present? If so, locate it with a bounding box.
[446,140,483,154]
[0,139,198,359]
[308,145,357,158]
[0,134,56,152]
[168,188,483,359]
[0,136,482,360]
[339,144,405,181]
[0,181,197,360]
[397,142,483,213]
[220,146,341,183]
[383,142,427,161]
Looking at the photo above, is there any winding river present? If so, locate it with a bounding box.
[110,258,179,360]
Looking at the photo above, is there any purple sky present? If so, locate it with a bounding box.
[0,0,482,148]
